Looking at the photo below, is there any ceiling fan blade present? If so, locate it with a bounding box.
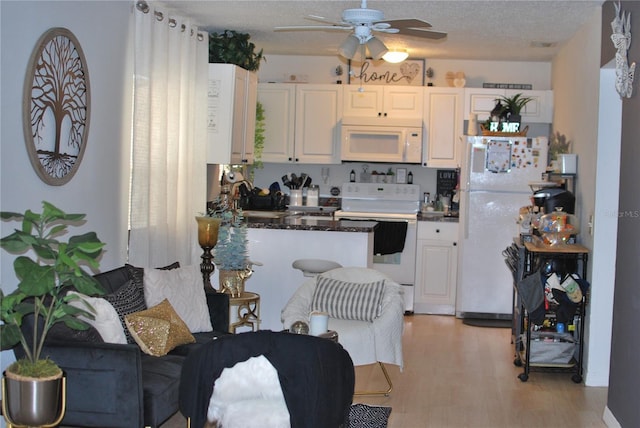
[397,27,447,40]
[385,19,433,30]
[306,14,346,26]
[274,25,352,32]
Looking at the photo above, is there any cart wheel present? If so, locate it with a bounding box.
[571,374,583,383]
[514,358,522,367]
[518,373,529,382]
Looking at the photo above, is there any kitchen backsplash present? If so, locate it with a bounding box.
[249,162,441,202]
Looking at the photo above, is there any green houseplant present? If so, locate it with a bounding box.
[208,30,265,71]
[1,201,104,426]
[248,101,265,181]
[497,93,534,123]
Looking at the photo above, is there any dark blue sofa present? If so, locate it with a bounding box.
[15,265,229,428]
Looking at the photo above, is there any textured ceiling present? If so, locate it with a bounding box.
[157,0,604,62]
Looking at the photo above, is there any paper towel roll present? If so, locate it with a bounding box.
[468,113,478,136]
[309,311,328,336]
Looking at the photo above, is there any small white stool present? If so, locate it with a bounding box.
[292,259,342,277]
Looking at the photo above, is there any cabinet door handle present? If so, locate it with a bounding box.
[288,157,293,161]
[378,112,382,117]
[383,112,387,117]
[453,242,457,246]
[436,229,440,233]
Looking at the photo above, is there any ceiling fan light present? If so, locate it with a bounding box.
[366,36,388,60]
[382,49,409,63]
[338,35,360,59]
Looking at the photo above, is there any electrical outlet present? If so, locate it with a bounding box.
[588,213,594,236]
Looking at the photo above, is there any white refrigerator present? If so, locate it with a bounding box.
[457,136,548,318]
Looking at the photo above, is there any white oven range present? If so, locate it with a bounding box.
[334,182,420,313]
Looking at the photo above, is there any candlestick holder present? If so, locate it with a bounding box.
[195,216,222,289]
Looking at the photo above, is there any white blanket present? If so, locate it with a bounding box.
[281,267,404,369]
[208,355,290,428]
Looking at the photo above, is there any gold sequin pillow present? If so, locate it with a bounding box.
[124,299,195,356]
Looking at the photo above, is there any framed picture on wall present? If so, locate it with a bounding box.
[23,28,91,186]
[348,59,425,86]
[396,168,407,184]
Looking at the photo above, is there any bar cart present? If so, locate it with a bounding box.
[514,241,589,383]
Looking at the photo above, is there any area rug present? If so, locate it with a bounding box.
[348,403,392,428]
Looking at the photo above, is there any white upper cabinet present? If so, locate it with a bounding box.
[343,85,423,123]
[207,64,257,165]
[257,84,295,163]
[464,88,553,123]
[258,84,342,164]
[294,85,343,164]
[423,87,464,168]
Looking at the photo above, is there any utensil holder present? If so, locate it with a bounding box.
[290,189,302,206]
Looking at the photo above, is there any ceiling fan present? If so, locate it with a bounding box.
[274,0,447,62]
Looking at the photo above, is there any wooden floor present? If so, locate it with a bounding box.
[162,315,608,428]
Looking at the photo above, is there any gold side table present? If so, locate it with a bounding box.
[228,292,260,333]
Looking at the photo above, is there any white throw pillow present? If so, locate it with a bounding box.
[143,264,213,333]
[67,292,127,344]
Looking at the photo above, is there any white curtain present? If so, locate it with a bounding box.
[129,2,208,267]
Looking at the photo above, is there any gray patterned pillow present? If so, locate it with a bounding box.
[311,276,385,322]
[104,279,147,343]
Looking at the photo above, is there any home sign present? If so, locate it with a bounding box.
[489,121,521,133]
[348,59,425,86]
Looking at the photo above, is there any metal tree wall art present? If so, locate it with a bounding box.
[23,28,91,185]
[611,2,636,99]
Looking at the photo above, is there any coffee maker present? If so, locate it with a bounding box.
[532,187,576,214]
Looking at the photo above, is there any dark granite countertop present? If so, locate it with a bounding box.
[245,214,377,232]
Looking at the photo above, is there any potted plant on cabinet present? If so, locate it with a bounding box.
[208,30,265,71]
[497,93,534,125]
[0,201,105,427]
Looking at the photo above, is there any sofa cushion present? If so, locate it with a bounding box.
[143,265,213,333]
[141,353,185,428]
[42,315,104,344]
[104,279,147,344]
[67,292,127,344]
[93,265,134,295]
[311,276,385,322]
[125,299,195,357]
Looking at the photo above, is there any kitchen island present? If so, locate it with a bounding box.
[226,214,377,331]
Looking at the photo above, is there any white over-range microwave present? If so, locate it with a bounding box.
[341,124,423,163]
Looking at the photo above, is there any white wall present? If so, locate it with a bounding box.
[259,55,552,89]
[551,8,613,386]
[0,1,133,376]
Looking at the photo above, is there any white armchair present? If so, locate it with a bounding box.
[281,267,405,395]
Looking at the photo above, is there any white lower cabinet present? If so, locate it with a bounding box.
[414,222,458,315]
